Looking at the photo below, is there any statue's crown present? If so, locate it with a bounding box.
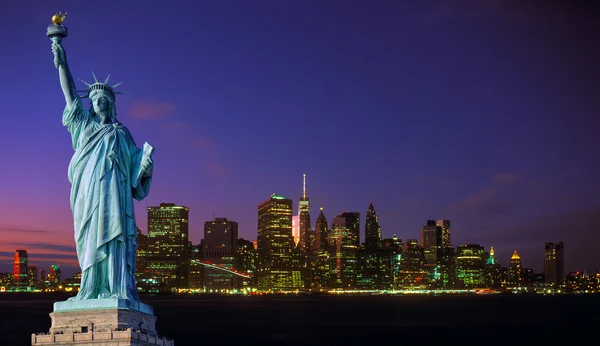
[77,72,125,100]
[88,83,115,99]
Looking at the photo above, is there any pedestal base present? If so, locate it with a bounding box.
[31,299,173,345]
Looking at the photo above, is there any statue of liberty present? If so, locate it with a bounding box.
[50,14,154,302]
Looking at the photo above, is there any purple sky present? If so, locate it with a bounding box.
[2,1,599,277]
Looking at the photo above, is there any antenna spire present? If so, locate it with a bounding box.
[302,173,306,199]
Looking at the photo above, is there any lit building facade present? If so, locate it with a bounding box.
[364,202,382,250]
[147,203,190,291]
[135,228,154,292]
[312,207,330,290]
[437,247,456,289]
[455,244,485,288]
[48,264,61,287]
[189,243,204,290]
[297,174,311,289]
[203,218,239,291]
[420,220,442,269]
[237,238,257,288]
[359,203,384,290]
[329,211,360,289]
[13,250,28,289]
[436,219,451,249]
[257,193,302,291]
[484,246,506,289]
[28,265,38,289]
[396,239,427,289]
[292,215,300,246]
[297,173,311,256]
[508,250,523,287]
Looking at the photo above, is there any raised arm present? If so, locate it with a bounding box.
[52,42,77,107]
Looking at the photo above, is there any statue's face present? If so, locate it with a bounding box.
[92,91,111,114]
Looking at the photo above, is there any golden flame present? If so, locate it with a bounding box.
[52,12,67,25]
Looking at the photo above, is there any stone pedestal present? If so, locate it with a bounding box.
[31,299,174,345]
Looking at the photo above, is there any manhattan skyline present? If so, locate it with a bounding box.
[1,1,599,276]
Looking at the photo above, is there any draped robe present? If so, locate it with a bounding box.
[63,97,152,300]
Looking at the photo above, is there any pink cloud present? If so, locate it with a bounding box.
[164,121,189,132]
[192,137,215,150]
[447,172,522,217]
[493,172,522,185]
[208,163,229,177]
[129,101,175,119]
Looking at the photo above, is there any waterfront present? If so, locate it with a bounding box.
[0,293,596,345]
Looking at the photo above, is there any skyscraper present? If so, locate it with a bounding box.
[420,220,442,268]
[292,215,300,246]
[297,174,312,289]
[508,250,522,287]
[257,193,301,291]
[329,211,360,289]
[358,202,385,290]
[13,250,28,289]
[135,228,148,279]
[313,207,330,290]
[544,241,565,287]
[28,265,38,288]
[436,219,451,249]
[455,244,485,289]
[484,246,505,289]
[147,203,190,291]
[48,264,61,287]
[364,202,382,251]
[396,239,427,289]
[203,217,239,291]
[297,173,311,256]
[237,238,258,288]
[315,207,329,252]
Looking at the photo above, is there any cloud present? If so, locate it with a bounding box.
[0,251,76,260]
[164,121,189,132]
[465,206,600,272]
[192,137,215,150]
[447,172,522,217]
[129,101,175,119]
[4,242,75,253]
[493,172,522,185]
[208,163,229,177]
[0,227,50,234]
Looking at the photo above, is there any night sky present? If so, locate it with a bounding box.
[2,1,599,277]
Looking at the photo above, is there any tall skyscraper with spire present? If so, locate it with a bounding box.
[297,173,311,256]
[509,250,522,287]
[364,202,382,250]
[484,246,505,289]
[486,246,498,265]
[315,207,329,252]
[313,207,330,288]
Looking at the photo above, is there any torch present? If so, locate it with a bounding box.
[46,12,68,68]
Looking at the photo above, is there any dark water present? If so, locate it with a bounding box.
[0,293,597,345]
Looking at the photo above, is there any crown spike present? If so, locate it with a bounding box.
[78,78,92,87]
[91,71,99,83]
[112,82,123,88]
[104,73,111,84]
